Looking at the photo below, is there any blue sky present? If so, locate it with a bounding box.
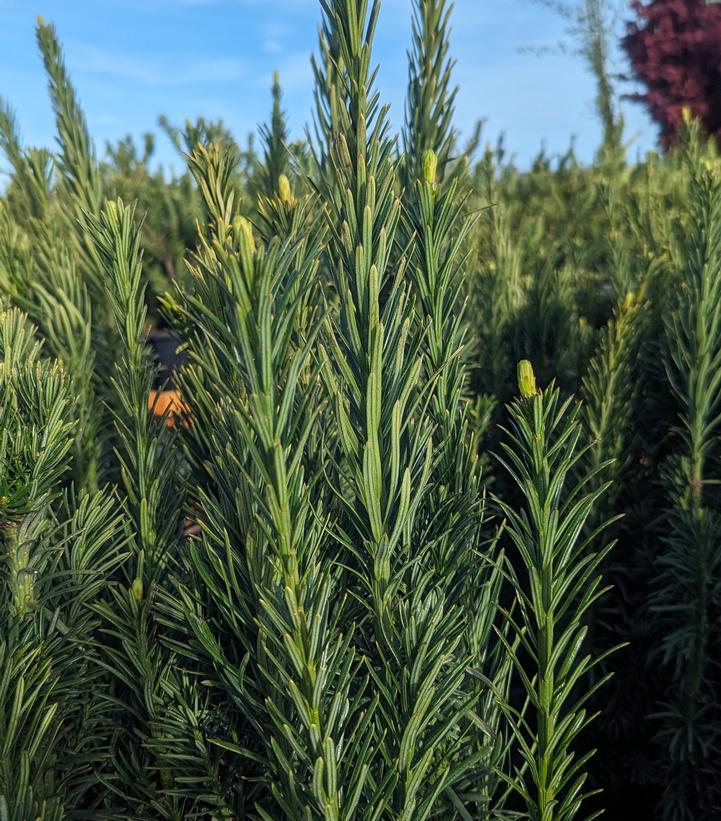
[0,0,657,176]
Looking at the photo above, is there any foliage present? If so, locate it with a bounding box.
[649,117,721,820]
[624,0,721,148]
[1,2,720,820]
[494,367,618,821]
[0,307,125,817]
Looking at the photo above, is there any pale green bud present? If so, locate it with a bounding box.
[234,216,255,254]
[132,576,143,602]
[423,149,438,185]
[517,360,538,398]
[278,174,294,205]
[335,134,352,170]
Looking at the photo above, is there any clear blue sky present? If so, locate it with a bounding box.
[0,0,657,175]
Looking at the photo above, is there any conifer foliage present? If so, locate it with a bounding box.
[650,116,721,819]
[3,1,720,819]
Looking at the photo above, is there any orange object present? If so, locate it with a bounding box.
[148,389,190,427]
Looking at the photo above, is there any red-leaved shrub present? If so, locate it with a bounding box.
[624,0,721,146]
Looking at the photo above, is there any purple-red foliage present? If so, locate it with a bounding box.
[623,0,721,146]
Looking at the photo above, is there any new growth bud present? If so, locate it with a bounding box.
[278,174,294,205]
[335,134,352,170]
[234,216,256,254]
[132,577,144,602]
[517,360,538,398]
[423,149,438,185]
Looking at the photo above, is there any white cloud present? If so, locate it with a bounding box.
[71,44,249,86]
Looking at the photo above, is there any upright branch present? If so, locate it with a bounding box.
[90,198,184,582]
[0,101,53,223]
[0,84,102,495]
[258,70,290,198]
[579,290,644,531]
[36,18,102,214]
[651,114,721,820]
[20,17,123,489]
[36,17,106,280]
[404,148,510,819]
[407,150,473,487]
[82,199,204,816]
[314,1,494,815]
[402,0,458,188]
[165,143,375,819]
[0,307,124,818]
[494,361,618,821]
